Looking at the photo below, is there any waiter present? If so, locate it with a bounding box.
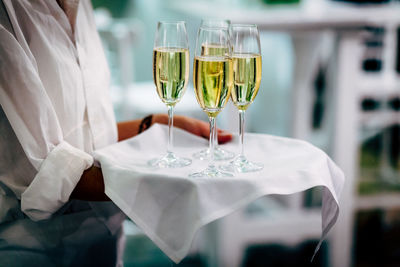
[0,0,231,266]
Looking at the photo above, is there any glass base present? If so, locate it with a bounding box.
[192,146,235,161]
[189,165,233,178]
[148,152,192,168]
[220,155,263,173]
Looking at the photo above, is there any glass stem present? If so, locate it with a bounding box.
[209,116,216,168]
[167,105,174,154]
[239,110,245,157]
[214,121,218,148]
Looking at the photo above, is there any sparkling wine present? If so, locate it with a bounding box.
[231,53,262,110]
[153,47,189,106]
[193,56,233,117]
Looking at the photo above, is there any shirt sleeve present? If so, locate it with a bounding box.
[0,25,93,221]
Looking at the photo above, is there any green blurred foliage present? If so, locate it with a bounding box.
[91,0,129,17]
[359,180,400,195]
[262,0,301,4]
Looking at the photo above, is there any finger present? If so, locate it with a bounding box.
[217,130,233,144]
[197,120,210,139]
[174,115,207,138]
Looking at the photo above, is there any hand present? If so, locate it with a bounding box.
[153,114,232,144]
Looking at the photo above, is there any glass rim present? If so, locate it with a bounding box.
[231,23,258,28]
[153,46,188,50]
[198,25,230,31]
[201,18,231,23]
[157,20,186,25]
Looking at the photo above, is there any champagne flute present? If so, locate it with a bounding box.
[149,21,192,168]
[190,26,233,178]
[192,18,235,161]
[220,24,263,173]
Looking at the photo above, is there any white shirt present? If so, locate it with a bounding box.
[0,0,117,223]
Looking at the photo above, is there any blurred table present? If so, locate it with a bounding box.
[170,0,400,31]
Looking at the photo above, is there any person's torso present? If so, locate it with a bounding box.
[0,0,117,223]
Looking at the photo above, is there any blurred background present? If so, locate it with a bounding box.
[91,0,400,266]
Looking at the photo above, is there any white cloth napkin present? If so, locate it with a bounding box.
[94,124,344,263]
